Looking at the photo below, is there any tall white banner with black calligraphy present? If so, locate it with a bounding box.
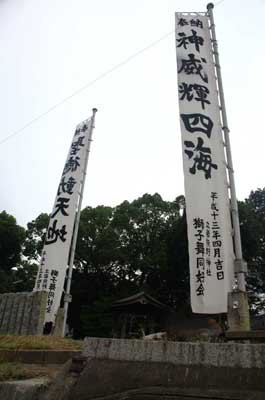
[34,118,92,323]
[175,13,234,313]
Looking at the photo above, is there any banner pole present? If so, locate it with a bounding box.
[62,108,98,337]
[207,3,249,330]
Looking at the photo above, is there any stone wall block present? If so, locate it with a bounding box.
[1,294,14,333]
[20,294,34,335]
[37,291,47,335]
[0,294,8,332]
[15,294,27,335]
[7,294,20,334]
[0,292,47,336]
[83,338,265,369]
[30,291,47,335]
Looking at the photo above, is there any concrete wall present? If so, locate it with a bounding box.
[0,378,49,400]
[83,337,265,369]
[68,338,265,398]
[69,359,265,399]
[0,291,47,335]
[33,338,265,399]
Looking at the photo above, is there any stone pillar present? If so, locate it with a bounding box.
[0,294,8,332]
[52,307,66,336]
[8,294,20,334]
[20,293,34,335]
[1,294,15,333]
[228,291,250,331]
[36,291,48,335]
[29,291,47,335]
[15,294,27,335]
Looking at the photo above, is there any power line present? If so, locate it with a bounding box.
[0,30,174,146]
[0,0,226,146]
[214,0,226,6]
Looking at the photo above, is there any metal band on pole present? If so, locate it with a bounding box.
[207,3,249,330]
[62,108,98,336]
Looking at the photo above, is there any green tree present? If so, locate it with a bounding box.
[11,261,38,293]
[239,188,265,314]
[0,211,25,273]
[69,206,118,337]
[0,211,25,293]
[69,194,190,337]
[23,213,49,261]
[75,205,117,276]
[111,194,175,283]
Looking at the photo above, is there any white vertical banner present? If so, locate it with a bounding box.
[34,118,92,323]
[175,13,234,313]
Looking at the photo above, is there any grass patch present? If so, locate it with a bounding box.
[0,362,42,381]
[0,335,82,350]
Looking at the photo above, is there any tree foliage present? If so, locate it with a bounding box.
[0,211,25,293]
[0,211,25,273]
[23,213,49,261]
[239,188,265,314]
[69,193,189,337]
[0,188,265,335]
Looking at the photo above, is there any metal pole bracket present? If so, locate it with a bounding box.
[234,259,248,274]
[64,293,72,303]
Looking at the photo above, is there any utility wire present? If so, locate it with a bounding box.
[214,0,226,6]
[0,0,225,146]
[0,30,173,146]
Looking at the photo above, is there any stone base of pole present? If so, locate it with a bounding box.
[227,291,250,331]
[52,308,66,336]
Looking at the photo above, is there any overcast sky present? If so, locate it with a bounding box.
[0,0,264,227]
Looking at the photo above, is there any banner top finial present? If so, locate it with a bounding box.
[207,3,214,10]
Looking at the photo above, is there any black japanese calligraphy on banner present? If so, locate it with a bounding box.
[34,118,93,323]
[175,13,234,314]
